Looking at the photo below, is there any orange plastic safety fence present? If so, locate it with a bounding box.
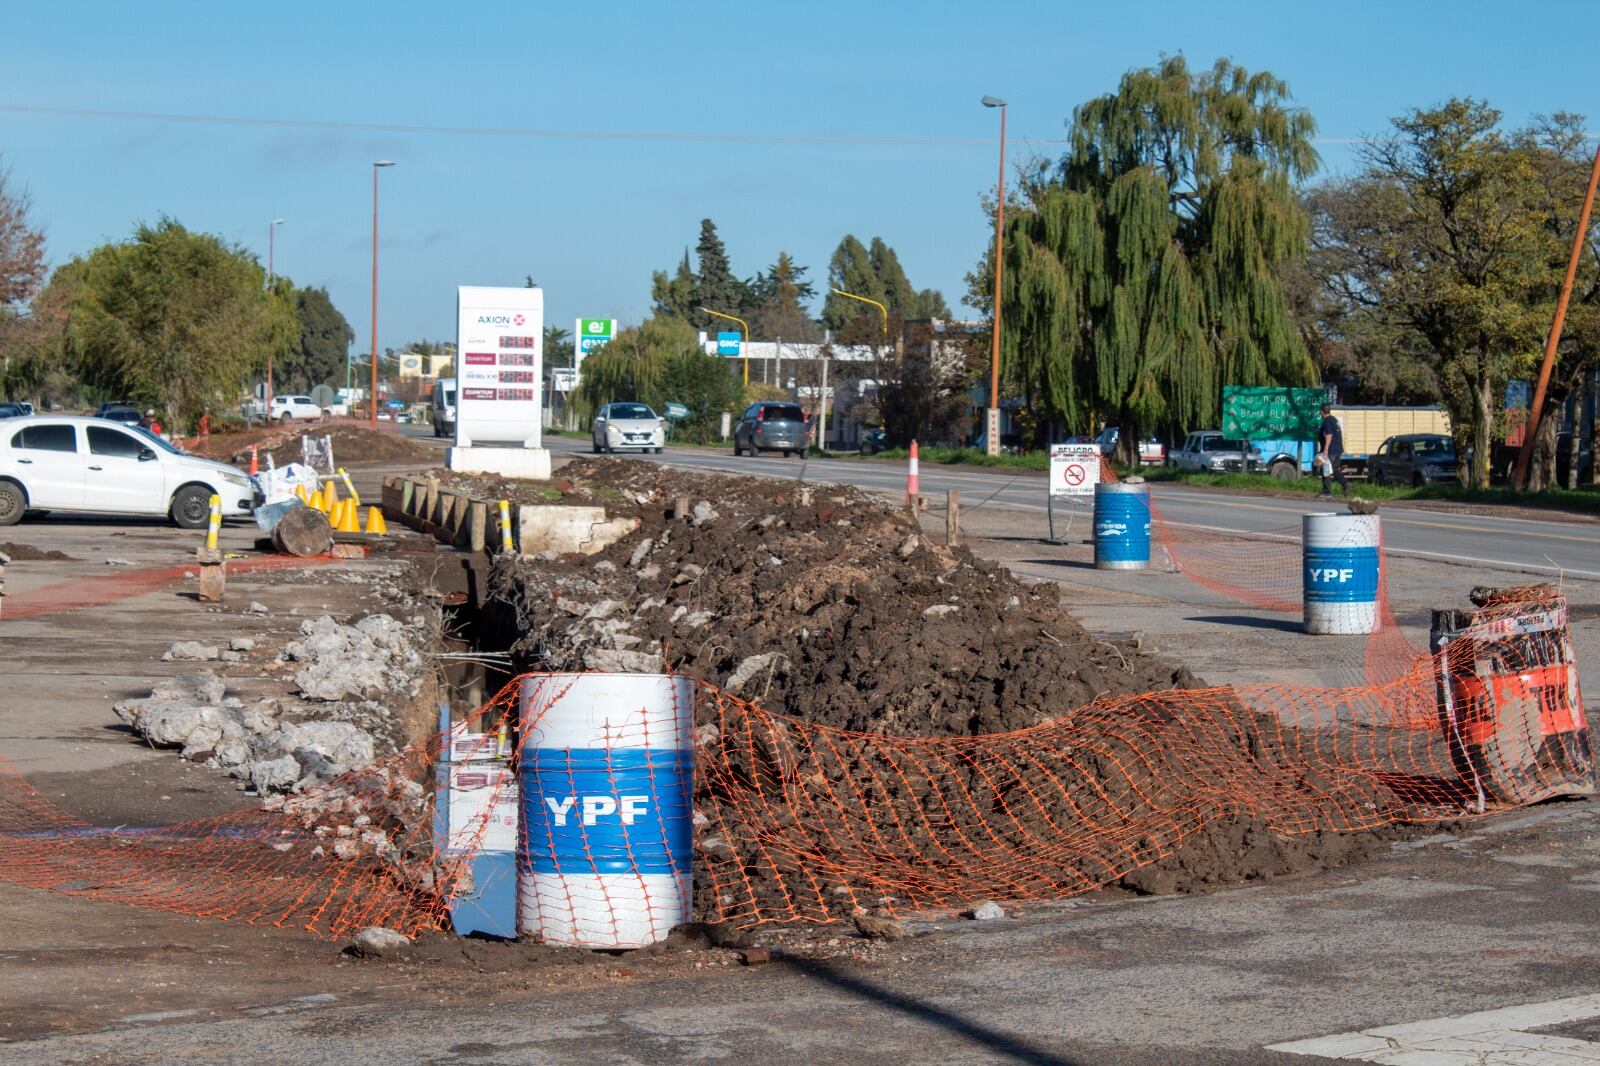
[0,589,1588,940]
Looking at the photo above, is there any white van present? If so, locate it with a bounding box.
[432,378,457,438]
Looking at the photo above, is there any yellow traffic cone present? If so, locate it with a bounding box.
[328,499,345,528]
[293,483,309,504]
[308,486,325,512]
[324,479,340,508]
[338,500,361,533]
[364,506,388,535]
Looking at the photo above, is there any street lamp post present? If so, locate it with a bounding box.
[266,218,284,416]
[982,95,1007,456]
[701,307,751,387]
[370,160,395,428]
[829,289,889,451]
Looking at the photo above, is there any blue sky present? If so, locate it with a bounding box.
[2,0,1595,353]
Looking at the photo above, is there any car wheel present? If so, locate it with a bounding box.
[278,413,292,424]
[0,481,25,526]
[655,447,664,454]
[170,484,213,530]
[592,440,602,454]
[1268,460,1299,481]
[1412,472,1425,489]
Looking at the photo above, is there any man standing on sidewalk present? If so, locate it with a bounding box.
[1317,403,1348,497]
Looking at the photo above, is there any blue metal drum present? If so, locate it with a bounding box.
[1094,482,1151,570]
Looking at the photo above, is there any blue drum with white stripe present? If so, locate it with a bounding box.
[1094,481,1151,570]
[518,673,695,948]
[1302,513,1380,634]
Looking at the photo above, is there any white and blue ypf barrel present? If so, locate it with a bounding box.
[1093,481,1151,570]
[518,673,695,949]
[1302,513,1380,635]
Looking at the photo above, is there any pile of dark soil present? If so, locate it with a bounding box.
[192,424,434,467]
[0,542,73,561]
[481,458,1194,735]
[463,458,1438,916]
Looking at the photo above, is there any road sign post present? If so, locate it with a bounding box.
[1048,443,1100,543]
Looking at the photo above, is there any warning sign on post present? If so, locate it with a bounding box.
[1050,444,1101,498]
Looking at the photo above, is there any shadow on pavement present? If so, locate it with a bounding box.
[779,953,1083,1065]
[1185,614,1304,633]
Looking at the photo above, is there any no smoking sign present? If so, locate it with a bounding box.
[1049,444,1100,498]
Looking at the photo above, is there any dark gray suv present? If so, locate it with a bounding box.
[733,402,809,458]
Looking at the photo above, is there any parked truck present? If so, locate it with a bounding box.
[1254,406,1452,480]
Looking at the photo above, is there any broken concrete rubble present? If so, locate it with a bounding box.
[161,641,221,662]
[284,614,425,702]
[117,612,424,794]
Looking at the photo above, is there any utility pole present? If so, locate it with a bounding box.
[982,95,1008,457]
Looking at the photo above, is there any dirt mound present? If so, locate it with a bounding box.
[462,458,1437,915]
[191,424,433,468]
[0,542,73,561]
[482,458,1194,735]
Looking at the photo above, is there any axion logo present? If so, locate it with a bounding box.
[513,314,525,326]
[477,314,512,325]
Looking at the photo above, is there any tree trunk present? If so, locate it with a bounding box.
[1529,407,1558,493]
[1470,368,1494,490]
[1566,414,1581,491]
[1592,418,1600,487]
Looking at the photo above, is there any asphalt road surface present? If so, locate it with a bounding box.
[516,434,1600,582]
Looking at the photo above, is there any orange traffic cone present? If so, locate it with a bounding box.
[364,506,388,535]
[248,445,259,477]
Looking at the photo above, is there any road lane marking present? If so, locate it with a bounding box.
[1267,993,1600,1062]
[580,447,1600,575]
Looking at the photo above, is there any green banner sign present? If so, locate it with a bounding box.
[1220,386,1327,441]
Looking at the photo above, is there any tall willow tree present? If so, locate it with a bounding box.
[995,56,1320,454]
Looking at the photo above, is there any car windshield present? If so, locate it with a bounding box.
[764,404,806,422]
[1412,438,1455,459]
[127,425,182,454]
[1203,438,1250,451]
[609,404,656,420]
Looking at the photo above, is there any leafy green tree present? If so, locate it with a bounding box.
[984,55,1319,456]
[59,218,296,428]
[691,218,749,326]
[650,250,697,321]
[750,252,818,340]
[576,316,739,441]
[822,235,947,341]
[0,157,51,399]
[1310,100,1574,487]
[544,324,574,368]
[273,285,353,392]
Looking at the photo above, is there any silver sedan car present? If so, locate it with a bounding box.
[591,402,665,454]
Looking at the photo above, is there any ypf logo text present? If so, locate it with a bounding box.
[544,795,651,825]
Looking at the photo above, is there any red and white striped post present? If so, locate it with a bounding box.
[906,439,920,505]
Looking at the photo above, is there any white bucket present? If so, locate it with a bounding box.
[1302,513,1381,635]
[517,673,695,948]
